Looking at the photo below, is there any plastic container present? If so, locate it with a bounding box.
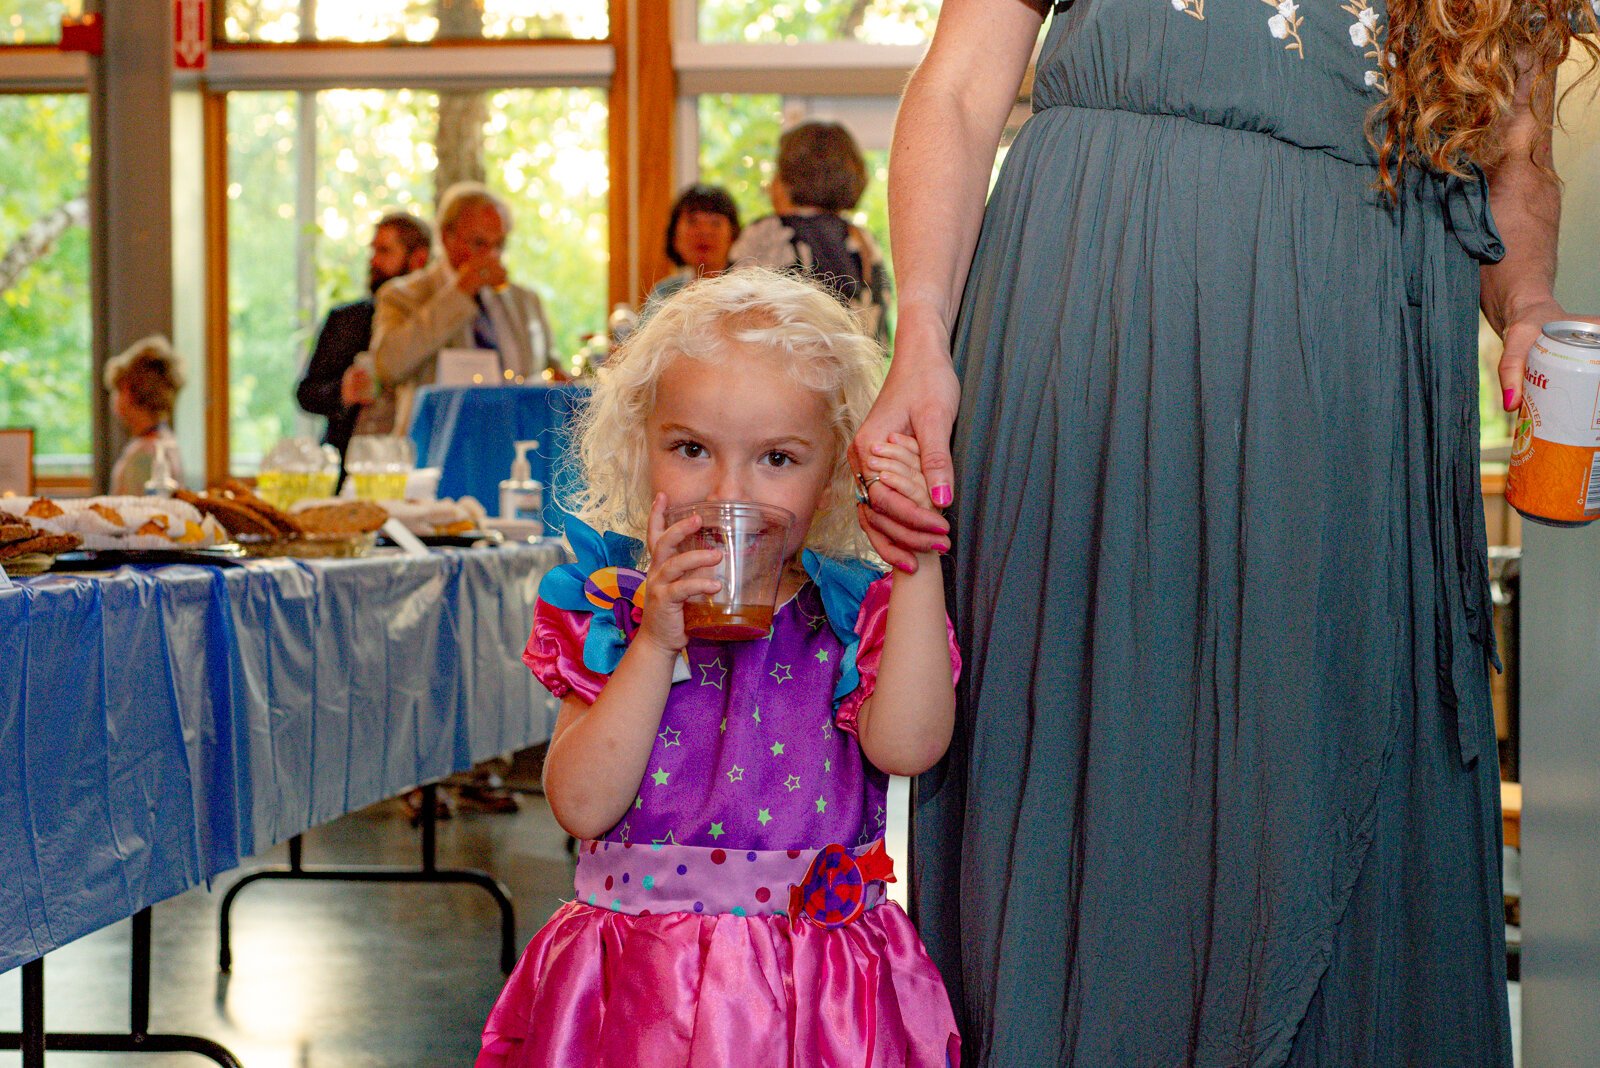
[665,500,794,641]
[499,440,544,526]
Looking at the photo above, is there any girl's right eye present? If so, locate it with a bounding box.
[672,441,706,459]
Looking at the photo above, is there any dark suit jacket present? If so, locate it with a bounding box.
[296,298,375,458]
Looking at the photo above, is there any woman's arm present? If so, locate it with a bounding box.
[1481,63,1575,410]
[850,0,1043,570]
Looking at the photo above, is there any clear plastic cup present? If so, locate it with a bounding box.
[665,500,794,641]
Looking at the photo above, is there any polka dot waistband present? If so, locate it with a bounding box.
[572,838,888,919]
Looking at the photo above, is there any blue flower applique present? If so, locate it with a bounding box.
[801,550,885,709]
[538,515,647,677]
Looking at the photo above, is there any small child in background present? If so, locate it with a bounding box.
[105,335,185,495]
[477,268,961,1067]
[731,120,892,345]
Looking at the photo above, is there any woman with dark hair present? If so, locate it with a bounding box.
[849,0,1599,1064]
[731,120,892,345]
[644,184,741,308]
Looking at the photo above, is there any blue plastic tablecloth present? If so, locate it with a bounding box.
[0,542,566,973]
[408,383,588,535]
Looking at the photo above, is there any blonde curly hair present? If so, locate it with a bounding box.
[1377,0,1599,198]
[568,267,883,560]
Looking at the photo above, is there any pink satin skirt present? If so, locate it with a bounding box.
[477,899,960,1067]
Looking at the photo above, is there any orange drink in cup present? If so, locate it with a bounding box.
[666,501,794,640]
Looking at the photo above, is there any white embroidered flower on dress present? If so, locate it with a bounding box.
[1340,0,1388,94]
[1169,0,1205,20]
[1261,0,1304,55]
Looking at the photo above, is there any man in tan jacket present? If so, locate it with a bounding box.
[360,181,560,435]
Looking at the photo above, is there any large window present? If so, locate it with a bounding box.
[226,86,608,471]
[698,0,937,45]
[696,93,893,272]
[223,0,606,42]
[0,93,91,477]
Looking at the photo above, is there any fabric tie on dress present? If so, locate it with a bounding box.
[1399,163,1504,768]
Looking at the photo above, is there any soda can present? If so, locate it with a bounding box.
[1506,321,1600,527]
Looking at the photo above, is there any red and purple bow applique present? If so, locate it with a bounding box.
[788,841,896,929]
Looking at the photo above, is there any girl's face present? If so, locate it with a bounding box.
[673,210,735,275]
[647,348,836,561]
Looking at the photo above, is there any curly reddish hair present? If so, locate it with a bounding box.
[1377,0,1599,197]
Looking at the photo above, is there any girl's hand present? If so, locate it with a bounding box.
[849,315,958,572]
[864,433,935,513]
[1499,300,1600,410]
[636,493,723,656]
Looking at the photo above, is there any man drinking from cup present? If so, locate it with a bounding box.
[363,181,563,436]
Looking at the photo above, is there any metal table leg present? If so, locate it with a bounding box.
[218,784,518,974]
[1,909,243,1065]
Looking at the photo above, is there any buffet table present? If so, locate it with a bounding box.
[408,383,587,534]
[0,541,565,975]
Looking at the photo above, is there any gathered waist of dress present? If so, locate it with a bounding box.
[1025,97,1381,172]
[573,838,890,920]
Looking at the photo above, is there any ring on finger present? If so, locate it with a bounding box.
[854,472,883,505]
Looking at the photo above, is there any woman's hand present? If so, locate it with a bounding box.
[636,494,723,655]
[850,315,959,572]
[1498,299,1598,410]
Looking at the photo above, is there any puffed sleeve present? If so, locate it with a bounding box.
[834,575,962,736]
[522,598,608,705]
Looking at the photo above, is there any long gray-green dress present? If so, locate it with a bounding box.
[914,1,1512,1064]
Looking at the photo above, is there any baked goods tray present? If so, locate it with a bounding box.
[377,529,505,549]
[235,531,378,559]
[49,545,247,571]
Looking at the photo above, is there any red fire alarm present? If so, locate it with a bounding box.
[59,12,104,55]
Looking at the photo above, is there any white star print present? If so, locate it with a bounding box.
[784,775,802,792]
[658,725,682,748]
[652,830,678,847]
[769,663,793,684]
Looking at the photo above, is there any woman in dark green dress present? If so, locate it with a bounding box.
[848,0,1599,1063]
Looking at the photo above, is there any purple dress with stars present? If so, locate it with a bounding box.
[477,556,962,1068]
[609,583,889,855]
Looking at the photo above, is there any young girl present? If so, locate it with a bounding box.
[478,268,961,1067]
[104,335,185,496]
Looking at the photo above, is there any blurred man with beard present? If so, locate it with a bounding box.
[296,212,432,465]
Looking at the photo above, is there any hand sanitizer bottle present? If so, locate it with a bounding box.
[143,441,180,497]
[498,439,544,531]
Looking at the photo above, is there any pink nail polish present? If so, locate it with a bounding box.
[934,542,951,554]
[1503,389,1517,412]
[931,485,953,508]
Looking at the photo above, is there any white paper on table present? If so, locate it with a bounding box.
[0,565,12,588]
[382,517,433,558]
[436,348,502,388]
